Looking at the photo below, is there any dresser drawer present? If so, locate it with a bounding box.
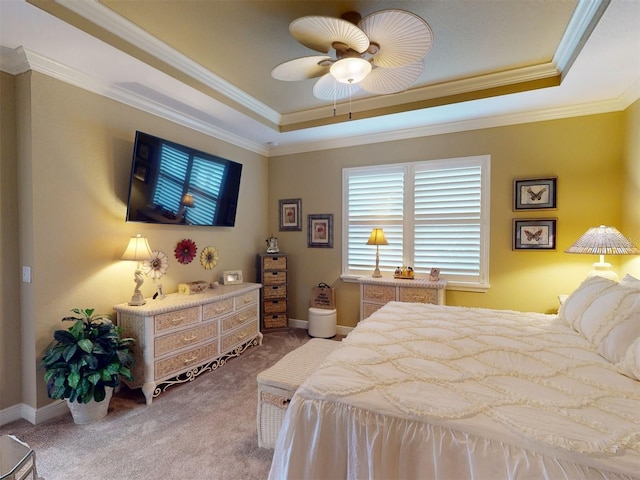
[221,321,257,352]
[263,285,286,299]
[221,306,257,333]
[362,284,395,304]
[263,271,286,286]
[154,322,218,357]
[202,297,234,320]
[363,302,384,320]
[263,256,287,270]
[155,341,219,379]
[399,287,437,304]
[236,290,258,308]
[263,299,287,314]
[263,314,287,329]
[154,307,199,333]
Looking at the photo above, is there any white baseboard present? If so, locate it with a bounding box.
[287,318,353,337]
[0,400,67,427]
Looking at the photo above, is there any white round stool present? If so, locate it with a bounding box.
[308,307,337,338]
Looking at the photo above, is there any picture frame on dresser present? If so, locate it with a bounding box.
[279,198,302,231]
[513,177,557,210]
[307,214,333,248]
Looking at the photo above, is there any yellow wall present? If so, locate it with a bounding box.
[623,99,640,274]
[269,112,634,326]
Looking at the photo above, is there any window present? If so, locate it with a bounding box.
[342,155,490,290]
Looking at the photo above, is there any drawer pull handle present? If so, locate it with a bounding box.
[372,292,383,299]
[237,332,247,339]
[183,355,198,365]
[171,316,186,325]
[182,334,197,343]
[215,306,226,313]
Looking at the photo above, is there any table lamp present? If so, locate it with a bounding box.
[121,234,153,305]
[565,225,639,280]
[366,228,388,278]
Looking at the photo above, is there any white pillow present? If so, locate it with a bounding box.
[597,295,640,363]
[619,336,640,381]
[558,276,617,331]
[620,273,640,289]
[559,275,640,365]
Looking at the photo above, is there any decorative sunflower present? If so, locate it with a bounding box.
[143,250,169,279]
[200,246,219,270]
[175,239,197,264]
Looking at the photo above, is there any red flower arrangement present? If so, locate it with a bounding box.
[174,239,197,264]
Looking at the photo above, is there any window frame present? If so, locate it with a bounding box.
[341,155,491,292]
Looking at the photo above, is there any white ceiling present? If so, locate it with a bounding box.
[1,0,639,156]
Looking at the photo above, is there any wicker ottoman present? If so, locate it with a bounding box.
[257,338,341,448]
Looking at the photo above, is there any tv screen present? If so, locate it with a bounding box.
[125,131,242,226]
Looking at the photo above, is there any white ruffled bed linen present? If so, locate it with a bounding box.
[269,302,640,480]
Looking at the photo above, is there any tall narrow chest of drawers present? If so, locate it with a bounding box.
[257,253,288,331]
[114,283,262,405]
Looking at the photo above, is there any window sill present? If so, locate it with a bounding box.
[340,274,489,292]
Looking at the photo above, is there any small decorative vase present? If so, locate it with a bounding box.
[66,387,113,424]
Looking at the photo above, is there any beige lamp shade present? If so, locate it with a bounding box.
[181,193,195,208]
[122,234,153,306]
[367,228,389,246]
[121,234,153,261]
[565,225,639,280]
[367,228,388,277]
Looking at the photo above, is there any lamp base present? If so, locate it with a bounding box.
[586,261,618,281]
[129,292,146,306]
[372,268,382,278]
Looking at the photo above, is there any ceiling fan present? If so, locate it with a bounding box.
[271,9,434,102]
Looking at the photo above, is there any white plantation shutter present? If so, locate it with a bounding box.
[343,156,490,288]
[152,145,228,225]
[345,166,405,271]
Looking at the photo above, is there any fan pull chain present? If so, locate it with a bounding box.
[349,88,352,120]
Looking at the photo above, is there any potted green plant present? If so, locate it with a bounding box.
[41,308,135,424]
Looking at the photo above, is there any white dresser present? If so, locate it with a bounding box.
[114,283,262,404]
[357,277,447,321]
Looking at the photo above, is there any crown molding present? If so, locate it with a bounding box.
[19,47,269,156]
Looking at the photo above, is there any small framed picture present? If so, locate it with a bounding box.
[513,177,557,210]
[222,270,243,285]
[513,218,557,250]
[279,198,302,231]
[429,268,440,281]
[307,214,333,248]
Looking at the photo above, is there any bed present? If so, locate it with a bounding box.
[269,275,640,479]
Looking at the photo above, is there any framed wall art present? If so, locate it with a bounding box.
[513,218,557,250]
[279,198,302,231]
[513,177,557,210]
[307,214,333,248]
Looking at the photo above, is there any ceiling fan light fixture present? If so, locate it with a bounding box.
[330,57,371,84]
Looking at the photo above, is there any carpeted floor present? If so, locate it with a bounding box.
[1,328,321,480]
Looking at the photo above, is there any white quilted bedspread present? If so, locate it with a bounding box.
[299,302,640,456]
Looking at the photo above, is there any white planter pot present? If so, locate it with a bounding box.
[66,386,114,424]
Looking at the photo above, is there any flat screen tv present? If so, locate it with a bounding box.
[125,131,242,226]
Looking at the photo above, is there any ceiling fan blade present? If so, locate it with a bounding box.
[271,56,331,81]
[359,10,433,68]
[290,16,370,54]
[359,60,424,94]
[312,73,360,101]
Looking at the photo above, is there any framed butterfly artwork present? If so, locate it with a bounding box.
[513,218,557,250]
[513,177,557,210]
